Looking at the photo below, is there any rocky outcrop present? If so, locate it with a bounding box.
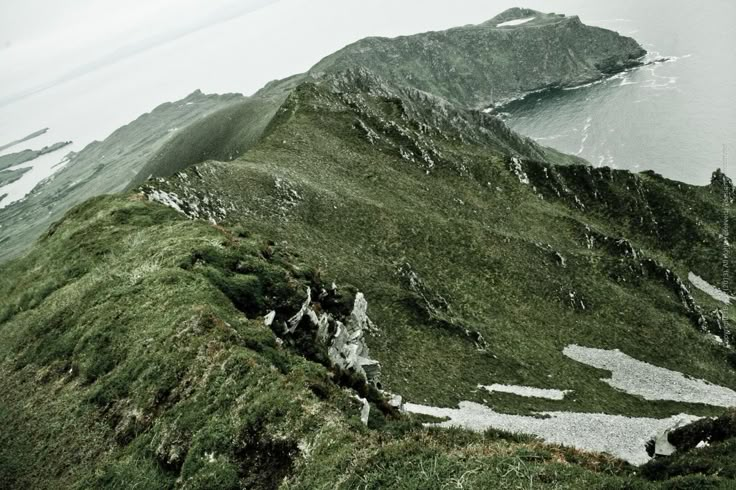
[398,263,488,351]
[281,287,382,386]
[582,224,732,344]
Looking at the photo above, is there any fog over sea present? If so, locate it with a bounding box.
[1,0,733,209]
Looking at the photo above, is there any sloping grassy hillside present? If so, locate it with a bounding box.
[1,9,734,489]
[3,195,736,488]
[146,73,736,419]
[0,194,658,489]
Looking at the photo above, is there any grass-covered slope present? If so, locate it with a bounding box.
[129,92,288,186]
[0,90,245,263]
[142,71,736,424]
[0,194,660,489]
[2,7,735,488]
[0,8,643,264]
[3,195,735,489]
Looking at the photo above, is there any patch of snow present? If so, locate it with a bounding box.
[563,345,736,407]
[688,272,731,304]
[496,17,535,27]
[481,384,569,400]
[404,400,697,465]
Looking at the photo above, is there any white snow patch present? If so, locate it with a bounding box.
[564,345,736,407]
[404,401,697,465]
[688,272,731,304]
[481,384,569,400]
[496,17,535,27]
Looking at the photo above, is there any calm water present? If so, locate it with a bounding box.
[503,0,736,185]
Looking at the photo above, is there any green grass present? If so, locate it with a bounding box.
[2,55,736,489]
[146,76,736,420]
[0,195,653,488]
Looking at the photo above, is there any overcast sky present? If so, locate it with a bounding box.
[1,0,634,104]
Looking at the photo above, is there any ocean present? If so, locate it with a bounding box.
[502,0,736,185]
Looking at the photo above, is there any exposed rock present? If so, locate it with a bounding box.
[387,393,403,410]
[328,292,381,383]
[710,168,735,203]
[398,262,488,351]
[263,310,276,327]
[280,287,382,387]
[582,224,732,342]
[509,156,530,185]
[354,395,371,426]
[306,8,645,109]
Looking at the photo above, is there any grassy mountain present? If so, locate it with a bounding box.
[2,7,735,489]
[142,69,736,417]
[0,7,643,263]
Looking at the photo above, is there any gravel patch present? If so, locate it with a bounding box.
[688,272,731,304]
[480,384,569,400]
[404,401,698,465]
[564,345,736,407]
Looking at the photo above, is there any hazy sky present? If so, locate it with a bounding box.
[0,0,627,104]
[0,0,278,103]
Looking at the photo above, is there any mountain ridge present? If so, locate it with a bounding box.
[2,8,735,488]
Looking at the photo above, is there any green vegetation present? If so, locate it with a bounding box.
[0,141,71,172]
[305,8,645,108]
[3,195,735,488]
[0,127,48,153]
[0,196,636,488]
[147,72,736,418]
[1,8,735,488]
[0,166,31,187]
[0,7,644,263]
